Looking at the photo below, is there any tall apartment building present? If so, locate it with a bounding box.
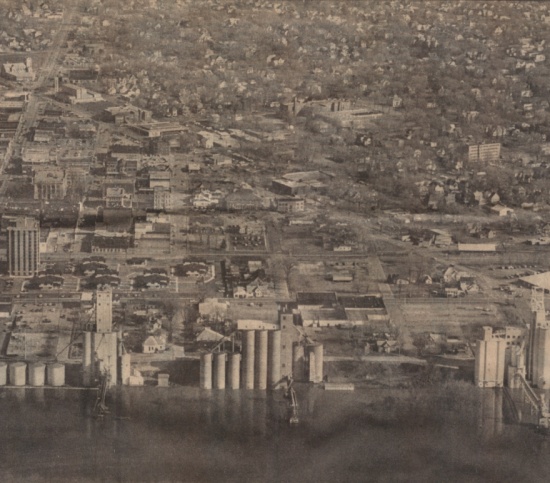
[7,217,40,277]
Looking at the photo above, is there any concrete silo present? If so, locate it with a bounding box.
[214,352,227,390]
[9,362,27,386]
[309,344,324,383]
[47,363,65,387]
[82,331,93,386]
[255,330,268,390]
[292,343,305,381]
[200,353,213,390]
[268,330,281,389]
[0,361,7,386]
[28,362,46,387]
[243,330,255,389]
[475,327,506,388]
[228,353,241,389]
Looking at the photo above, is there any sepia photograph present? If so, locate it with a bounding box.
[1,0,550,481]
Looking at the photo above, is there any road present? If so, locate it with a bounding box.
[0,1,78,195]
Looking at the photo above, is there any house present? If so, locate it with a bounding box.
[443,266,471,284]
[477,227,496,239]
[445,287,464,298]
[485,191,500,205]
[459,277,480,293]
[428,229,453,246]
[142,335,166,353]
[490,204,514,217]
[376,339,399,353]
[473,190,486,206]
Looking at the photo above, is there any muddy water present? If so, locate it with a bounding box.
[0,385,549,483]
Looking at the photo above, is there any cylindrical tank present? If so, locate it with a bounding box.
[312,344,324,383]
[29,362,46,387]
[243,330,255,390]
[255,330,268,390]
[200,353,213,389]
[9,362,27,386]
[228,353,241,389]
[214,352,226,390]
[83,331,92,386]
[268,330,281,390]
[292,343,305,381]
[47,363,65,387]
[0,361,7,386]
[120,353,131,385]
[308,350,316,383]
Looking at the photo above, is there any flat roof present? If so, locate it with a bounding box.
[520,272,550,291]
[297,292,338,306]
[339,295,386,309]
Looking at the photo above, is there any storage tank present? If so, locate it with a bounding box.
[255,330,268,390]
[268,330,281,390]
[82,331,92,386]
[243,330,255,389]
[228,353,241,389]
[312,344,324,383]
[0,361,7,386]
[9,362,27,386]
[200,353,213,389]
[120,353,131,385]
[29,362,46,387]
[47,363,65,387]
[214,352,226,390]
[292,343,305,381]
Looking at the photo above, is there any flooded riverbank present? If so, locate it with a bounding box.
[1,383,549,482]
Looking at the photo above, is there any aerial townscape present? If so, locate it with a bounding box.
[4,0,550,481]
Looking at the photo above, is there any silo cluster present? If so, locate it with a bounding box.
[292,342,324,383]
[199,330,282,391]
[200,351,237,390]
[0,361,65,387]
[242,330,282,390]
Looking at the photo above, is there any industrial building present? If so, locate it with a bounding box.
[475,326,506,388]
[527,288,550,388]
[7,216,40,277]
[199,307,325,391]
[82,289,119,387]
[200,329,282,391]
[0,362,65,387]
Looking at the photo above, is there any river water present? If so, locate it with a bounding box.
[1,384,549,483]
